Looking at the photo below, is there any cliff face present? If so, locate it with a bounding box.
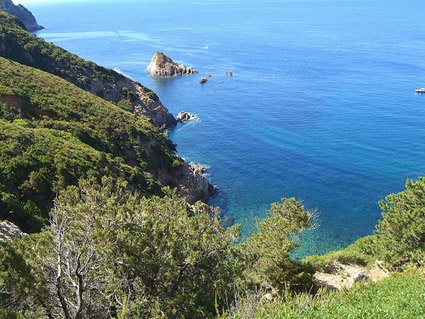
[0,0,43,31]
[146,52,198,77]
[0,10,177,129]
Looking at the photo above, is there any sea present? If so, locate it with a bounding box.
[27,0,425,257]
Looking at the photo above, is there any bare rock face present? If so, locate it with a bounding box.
[314,261,390,291]
[89,75,179,129]
[0,0,43,31]
[146,52,198,77]
[179,162,217,203]
[366,261,390,282]
[314,262,367,290]
[0,221,23,242]
[158,159,216,204]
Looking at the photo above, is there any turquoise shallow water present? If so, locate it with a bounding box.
[28,0,425,257]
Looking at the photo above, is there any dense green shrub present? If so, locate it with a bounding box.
[235,198,315,293]
[0,119,163,231]
[308,178,425,272]
[370,178,425,269]
[0,56,180,231]
[1,178,239,318]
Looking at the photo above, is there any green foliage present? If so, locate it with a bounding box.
[0,119,150,231]
[222,271,425,319]
[0,56,180,232]
[307,178,425,272]
[236,198,314,292]
[0,241,34,311]
[305,236,374,272]
[116,99,133,112]
[371,178,425,269]
[1,178,239,318]
[172,158,182,168]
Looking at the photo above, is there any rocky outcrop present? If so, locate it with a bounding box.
[179,162,216,203]
[159,159,216,204]
[146,52,198,77]
[0,221,23,242]
[0,0,43,31]
[88,74,177,128]
[177,111,197,122]
[366,261,390,283]
[314,261,390,291]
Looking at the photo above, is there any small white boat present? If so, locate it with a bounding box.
[415,88,425,94]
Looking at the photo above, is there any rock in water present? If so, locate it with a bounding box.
[177,111,197,122]
[0,0,43,31]
[146,52,198,77]
[199,77,209,84]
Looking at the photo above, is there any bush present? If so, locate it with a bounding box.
[371,178,425,269]
[2,178,239,318]
[235,198,315,293]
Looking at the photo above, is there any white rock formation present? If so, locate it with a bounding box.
[146,52,198,77]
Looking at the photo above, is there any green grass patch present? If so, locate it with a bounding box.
[224,271,425,319]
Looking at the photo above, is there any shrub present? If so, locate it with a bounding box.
[235,198,315,293]
[371,178,425,269]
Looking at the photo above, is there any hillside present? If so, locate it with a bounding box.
[0,9,176,128]
[0,57,213,232]
[0,5,423,319]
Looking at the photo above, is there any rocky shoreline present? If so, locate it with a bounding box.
[157,158,216,204]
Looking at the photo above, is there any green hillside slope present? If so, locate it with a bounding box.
[0,9,176,128]
[0,57,179,232]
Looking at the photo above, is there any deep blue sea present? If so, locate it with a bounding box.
[27,0,425,257]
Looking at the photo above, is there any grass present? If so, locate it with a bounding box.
[223,271,425,319]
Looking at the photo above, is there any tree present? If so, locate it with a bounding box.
[372,178,425,269]
[236,198,314,293]
[2,177,239,318]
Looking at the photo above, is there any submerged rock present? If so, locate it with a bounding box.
[146,52,198,77]
[177,111,197,122]
[0,0,43,31]
[199,77,209,84]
